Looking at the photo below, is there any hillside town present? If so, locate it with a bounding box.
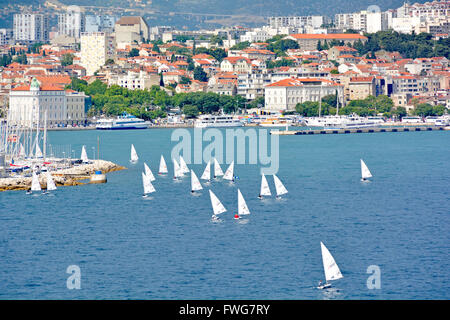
[0,0,449,128]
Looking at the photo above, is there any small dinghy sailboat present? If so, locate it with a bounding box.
[130,144,139,164]
[190,170,203,194]
[258,173,271,199]
[209,190,226,221]
[360,159,372,182]
[235,188,250,220]
[317,242,343,290]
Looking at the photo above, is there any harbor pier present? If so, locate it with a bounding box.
[270,126,448,135]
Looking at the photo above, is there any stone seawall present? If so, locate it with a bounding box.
[0,160,126,192]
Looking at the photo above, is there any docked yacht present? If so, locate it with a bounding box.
[96,113,151,130]
[194,115,243,128]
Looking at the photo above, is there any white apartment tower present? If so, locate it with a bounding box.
[80,32,115,76]
[13,14,49,43]
[58,10,86,39]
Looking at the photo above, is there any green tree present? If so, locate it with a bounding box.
[183,104,199,118]
[128,48,140,57]
[230,41,251,50]
[249,96,265,109]
[61,53,74,67]
[193,66,208,82]
[413,103,434,117]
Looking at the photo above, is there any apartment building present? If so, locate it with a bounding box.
[13,14,49,43]
[80,32,115,76]
[58,10,86,39]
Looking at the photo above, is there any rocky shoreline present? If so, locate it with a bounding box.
[0,160,126,192]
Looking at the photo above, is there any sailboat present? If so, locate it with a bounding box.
[258,173,271,199]
[35,144,43,158]
[318,242,343,290]
[209,190,227,220]
[360,159,372,181]
[28,171,41,194]
[190,170,203,193]
[159,155,168,175]
[200,160,211,183]
[43,172,57,194]
[173,159,182,180]
[144,162,156,181]
[142,172,156,197]
[19,143,26,158]
[223,161,235,182]
[235,188,250,219]
[273,175,288,199]
[213,158,224,179]
[81,145,89,163]
[179,156,189,174]
[130,144,139,163]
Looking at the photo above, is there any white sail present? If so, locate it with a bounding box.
[238,189,250,215]
[159,155,168,174]
[46,172,57,191]
[260,174,271,196]
[35,144,43,158]
[321,242,343,282]
[31,172,41,191]
[200,161,211,181]
[19,143,26,157]
[81,145,89,162]
[209,190,227,215]
[223,161,234,181]
[130,144,139,162]
[142,172,156,194]
[173,159,181,178]
[360,159,372,179]
[213,158,224,177]
[179,156,189,174]
[144,163,156,181]
[273,175,288,196]
[190,170,203,192]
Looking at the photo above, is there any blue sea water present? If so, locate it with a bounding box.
[0,128,449,300]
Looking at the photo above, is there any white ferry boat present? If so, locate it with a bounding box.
[304,115,379,129]
[194,115,243,128]
[425,116,449,126]
[402,116,423,124]
[96,113,151,130]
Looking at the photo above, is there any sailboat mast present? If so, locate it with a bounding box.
[97,136,99,160]
[318,83,322,117]
[43,109,47,162]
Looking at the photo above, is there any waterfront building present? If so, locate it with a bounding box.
[8,78,67,128]
[65,90,87,126]
[264,78,343,112]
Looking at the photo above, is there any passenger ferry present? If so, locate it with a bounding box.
[304,115,380,129]
[401,116,423,124]
[425,116,449,126]
[96,113,151,130]
[194,115,243,128]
